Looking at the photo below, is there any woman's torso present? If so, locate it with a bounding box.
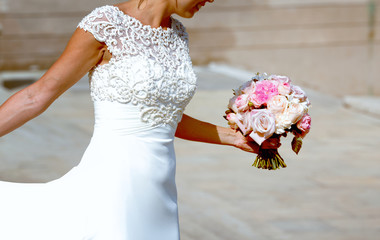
[78,5,197,131]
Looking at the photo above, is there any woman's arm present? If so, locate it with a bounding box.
[0,29,106,137]
[175,114,280,154]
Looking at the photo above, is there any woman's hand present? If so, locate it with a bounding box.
[233,131,281,154]
[176,114,281,155]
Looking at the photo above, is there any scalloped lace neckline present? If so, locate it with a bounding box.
[109,5,174,33]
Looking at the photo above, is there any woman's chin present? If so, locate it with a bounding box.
[180,10,197,19]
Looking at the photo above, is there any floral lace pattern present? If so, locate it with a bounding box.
[77,5,197,127]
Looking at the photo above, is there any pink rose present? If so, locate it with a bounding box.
[235,94,250,112]
[226,113,239,130]
[278,82,291,96]
[228,96,239,113]
[267,95,288,115]
[249,94,262,109]
[247,109,276,145]
[251,80,279,107]
[297,114,311,137]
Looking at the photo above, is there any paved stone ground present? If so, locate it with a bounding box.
[0,66,380,239]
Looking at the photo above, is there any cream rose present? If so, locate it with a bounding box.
[287,101,306,124]
[267,95,288,115]
[274,101,306,134]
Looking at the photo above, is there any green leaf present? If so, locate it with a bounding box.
[292,137,303,155]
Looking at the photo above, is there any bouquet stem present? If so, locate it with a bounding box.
[253,148,287,170]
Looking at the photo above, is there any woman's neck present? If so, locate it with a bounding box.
[116,0,173,29]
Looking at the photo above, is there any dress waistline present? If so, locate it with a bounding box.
[93,101,175,137]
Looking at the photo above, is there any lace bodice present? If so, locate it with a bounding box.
[77,5,197,128]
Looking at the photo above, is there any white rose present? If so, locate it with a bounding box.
[252,72,269,82]
[247,109,276,145]
[233,80,255,96]
[270,75,291,83]
[237,112,253,136]
[292,85,307,101]
[274,113,291,134]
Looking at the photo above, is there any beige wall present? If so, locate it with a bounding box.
[1,0,379,96]
[0,0,124,70]
[183,0,380,96]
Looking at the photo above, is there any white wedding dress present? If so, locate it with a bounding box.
[0,5,197,240]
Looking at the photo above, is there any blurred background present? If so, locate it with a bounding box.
[0,0,379,95]
[0,0,380,239]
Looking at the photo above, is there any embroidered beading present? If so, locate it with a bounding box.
[77,5,197,127]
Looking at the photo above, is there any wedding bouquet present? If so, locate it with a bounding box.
[225,73,311,170]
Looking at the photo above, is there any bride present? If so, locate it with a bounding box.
[0,0,280,239]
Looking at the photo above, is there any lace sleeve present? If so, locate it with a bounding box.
[77,6,120,53]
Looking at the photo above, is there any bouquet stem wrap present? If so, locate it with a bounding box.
[253,148,287,170]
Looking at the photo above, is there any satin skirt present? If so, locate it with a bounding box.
[0,101,180,240]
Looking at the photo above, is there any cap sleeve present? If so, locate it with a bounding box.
[172,18,189,47]
[77,6,120,53]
